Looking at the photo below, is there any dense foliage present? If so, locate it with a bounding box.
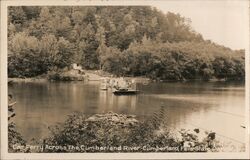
[104,40,245,80]
[8,122,26,152]
[8,6,245,80]
[8,109,244,153]
[8,95,26,153]
[41,109,221,153]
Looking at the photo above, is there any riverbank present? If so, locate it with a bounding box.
[8,70,151,83]
[8,68,244,84]
[8,77,47,83]
[10,111,226,153]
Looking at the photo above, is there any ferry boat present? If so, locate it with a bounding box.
[112,78,139,95]
[112,89,139,95]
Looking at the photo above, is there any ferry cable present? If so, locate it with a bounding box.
[164,120,245,145]
[137,96,245,144]
[186,122,245,144]
[207,108,244,118]
[142,94,245,118]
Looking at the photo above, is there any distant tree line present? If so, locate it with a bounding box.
[8,6,245,80]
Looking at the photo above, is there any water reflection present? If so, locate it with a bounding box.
[98,90,138,113]
[9,81,245,144]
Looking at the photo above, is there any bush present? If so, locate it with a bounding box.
[41,110,221,153]
[8,54,53,78]
[8,122,26,153]
[48,70,85,81]
[8,96,26,153]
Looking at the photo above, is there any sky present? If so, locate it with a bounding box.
[153,0,248,50]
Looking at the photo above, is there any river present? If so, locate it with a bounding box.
[8,81,245,146]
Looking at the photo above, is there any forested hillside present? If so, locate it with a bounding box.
[8,6,245,80]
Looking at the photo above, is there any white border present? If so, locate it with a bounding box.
[1,0,249,159]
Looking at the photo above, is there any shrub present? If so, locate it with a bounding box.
[42,110,221,153]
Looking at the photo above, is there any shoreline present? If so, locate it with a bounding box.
[8,70,244,83]
[9,111,244,153]
[8,76,244,83]
[8,77,48,83]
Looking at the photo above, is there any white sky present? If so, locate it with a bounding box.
[153,0,248,50]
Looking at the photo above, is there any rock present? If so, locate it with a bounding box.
[85,116,97,122]
[95,114,103,117]
[183,141,195,147]
[208,132,216,140]
[194,128,199,133]
[108,111,114,114]
[111,116,120,122]
[85,112,139,127]
[127,115,136,118]
[126,119,138,125]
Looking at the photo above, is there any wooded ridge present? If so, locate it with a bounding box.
[8,6,245,80]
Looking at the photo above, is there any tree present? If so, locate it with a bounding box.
[96,42,108,70]
[9,32,39,55]
[8,7,27,24]
[7,6,244,80]
[22,6,41,20]
[53,37,76,69]
[40,34,58,56]
[79,23,99,69]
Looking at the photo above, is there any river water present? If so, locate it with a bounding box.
[8,81,246,146]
